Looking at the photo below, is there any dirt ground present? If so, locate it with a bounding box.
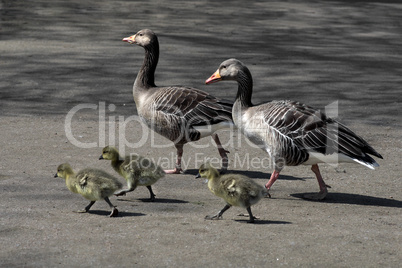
[1,0,401,267]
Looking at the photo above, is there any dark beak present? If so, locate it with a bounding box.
[99,155,104,160]
[54,173,58,178]
[195,173,201,179]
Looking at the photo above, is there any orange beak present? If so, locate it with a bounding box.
[205,69,222,84]
[122,34,136,44]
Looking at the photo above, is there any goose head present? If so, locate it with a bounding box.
[205,58,246,84]
[55,163,74,179]
[122,29,157,48]
[99,146,119,161]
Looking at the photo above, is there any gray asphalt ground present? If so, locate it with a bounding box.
[1,1,401,267]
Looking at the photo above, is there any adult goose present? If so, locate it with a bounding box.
[205,59,383,200]
[122,29,233,174]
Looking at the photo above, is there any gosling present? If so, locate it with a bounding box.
[99,146,165,201]
[196,163,268,223]
[54,163,123,217]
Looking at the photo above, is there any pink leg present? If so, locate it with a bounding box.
[212,134,229,173]
[304,164,329,200]
[165,144,184,174]
[264,170,280,198]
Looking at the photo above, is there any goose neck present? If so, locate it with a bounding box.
[235,69,253,108]
[135,43,159,89]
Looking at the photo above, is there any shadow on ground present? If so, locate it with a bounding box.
[117,197,188,204]
[291,192,402,208]
[87,210,145,217]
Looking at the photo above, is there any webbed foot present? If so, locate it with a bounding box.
[109,207,118,217]
[205,214,222,220]
[114,190,127,197]
[75,210,88,213]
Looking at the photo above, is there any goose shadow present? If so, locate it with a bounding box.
[185,169,304,182]
[86,210,145,217]
[291,192,402,208]
[117,197,189,204]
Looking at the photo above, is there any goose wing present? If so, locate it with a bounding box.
[148,86,233,142]
[261,100,382,166]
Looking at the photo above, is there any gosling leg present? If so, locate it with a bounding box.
[212,133,230,174]
[104,197,118,217]
[76,201,95,213]
[165,144,183,174]
[146,185,156,202]
[246,207,257,224]
[205,204,231,220]
[115,178,138,197]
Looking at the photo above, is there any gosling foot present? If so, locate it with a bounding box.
[75,209,88,213]
[76,201,95,213]
[247,218,256,224]
[205,204,231,221]
[109,207,119,217]
[114,190,127,197]
[238,213,260,220]
[205,214,222,220]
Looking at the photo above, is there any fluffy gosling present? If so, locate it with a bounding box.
[54,163,123,217]
[99,146,165,201]
[196,163,268,223]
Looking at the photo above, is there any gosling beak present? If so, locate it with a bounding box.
[54,173,58,178]
[205,69,222,84]
[99,155,104,160]
[122,34,136,44]
[195,173,201,179]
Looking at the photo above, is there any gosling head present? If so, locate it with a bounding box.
[205,58,250,84]
[195,162,219,180]
[122,29,158,48]
[55,163,74,179]
[99,146,119,161]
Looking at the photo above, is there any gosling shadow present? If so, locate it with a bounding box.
[234,219,292,225]
[291,192,402,208]
[87,210,145,217]
[117,197,189,204]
